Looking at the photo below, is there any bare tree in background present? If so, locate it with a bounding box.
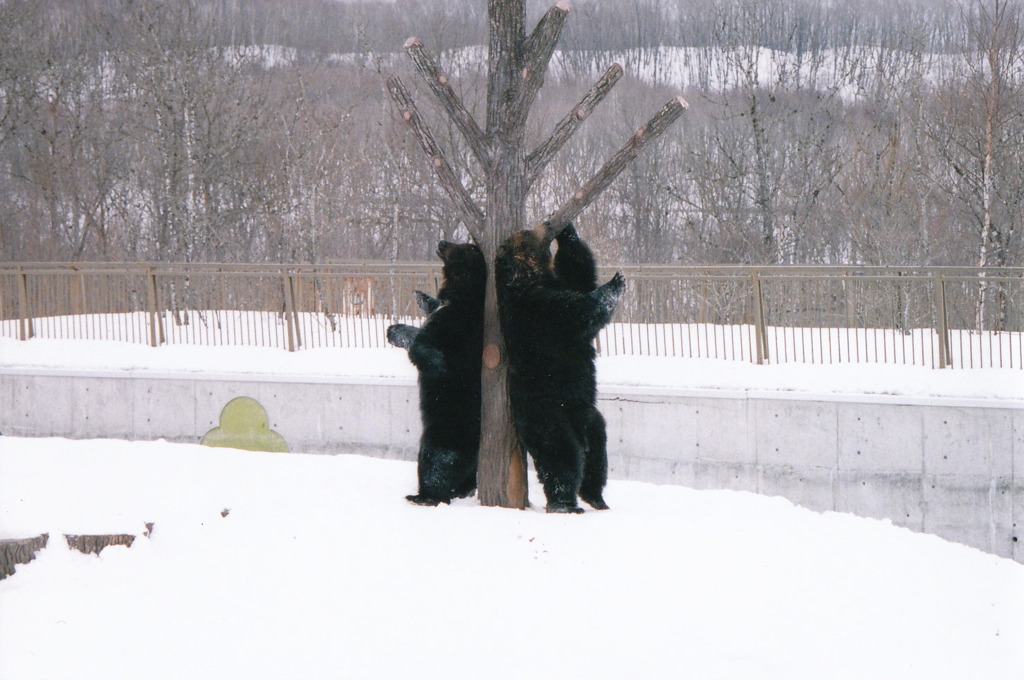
[930,0,1023,329]
[691,0,850,264]
[1,0,1019,271]
[966,0,1023,329]
[113,0,270,261]
[387,0,686,508]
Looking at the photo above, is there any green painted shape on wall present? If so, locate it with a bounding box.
[201,396,289,453]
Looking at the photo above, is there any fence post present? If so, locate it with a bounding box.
[283,272,301,352]
[17,267,33,341]
[752,271,769,365]
[145,268,165,347]
[933,273,952,368]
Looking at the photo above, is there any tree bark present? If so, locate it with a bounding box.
[477,0,531,508]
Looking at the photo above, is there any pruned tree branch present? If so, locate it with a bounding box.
[512,1,571,127]
[543,95,689,237]
[526,63,623,189]
[403,37,492,170]
[386,76,485,242]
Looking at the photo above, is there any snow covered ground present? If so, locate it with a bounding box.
[2,437,1023,680]
[1,338,1024,678]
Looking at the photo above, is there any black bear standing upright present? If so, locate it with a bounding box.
[387,241,486,506]
[496,223,625,513]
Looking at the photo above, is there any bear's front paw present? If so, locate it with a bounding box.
[415,290,440,315]
[593,272,626,313]
[607,271,626,295]
[387,324,418,349]
[556,222,580,242]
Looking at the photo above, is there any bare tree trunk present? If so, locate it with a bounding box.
[967,0,1023,330]
[389,0,685,509]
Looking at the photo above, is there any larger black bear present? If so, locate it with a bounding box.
[496,223,625,513]
[387,241,486,506]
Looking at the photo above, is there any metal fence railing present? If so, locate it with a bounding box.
[2,262,1022,369]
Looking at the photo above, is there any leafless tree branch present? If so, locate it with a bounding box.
[526,62,623,189]
[403,37,492,171]
[386,75,485,242]
[511,1,571,127]
[544,95,689,237]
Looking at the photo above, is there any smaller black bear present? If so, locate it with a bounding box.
[387,241,486,506]
[496,223,625,513]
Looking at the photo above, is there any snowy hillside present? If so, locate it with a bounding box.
[1,437,1023,680]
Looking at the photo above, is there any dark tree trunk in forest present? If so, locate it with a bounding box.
[388,0,686,509]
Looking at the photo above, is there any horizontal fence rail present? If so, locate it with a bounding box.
[1,263,1022,369]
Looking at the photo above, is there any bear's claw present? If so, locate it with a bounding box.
[406,494,449,507]
[545,504,585,514]
[581,495,610,510]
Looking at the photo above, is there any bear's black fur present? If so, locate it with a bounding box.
[554,223,599,294]
[387,241,486,506]
[496,223,624,513]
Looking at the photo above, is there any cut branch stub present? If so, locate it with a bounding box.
[386,76,485,242]
[403,37,492,170]
[526,63,624,188]
[512,1,571,127]
[544,95,689,237]
[483,342,501,369]
[524,1,571,55]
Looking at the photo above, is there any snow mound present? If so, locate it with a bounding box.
[1,437,1022,680]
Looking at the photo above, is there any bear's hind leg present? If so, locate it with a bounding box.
[451,456,478,499]
[579,408,610,510]
[521,419,586,514]
[407,444,460,506]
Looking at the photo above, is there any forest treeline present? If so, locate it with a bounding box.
[0,0,1021,267]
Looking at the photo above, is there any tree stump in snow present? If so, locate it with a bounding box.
[0,533,49,579]
[64,533,137,555]
[0,525,154,580]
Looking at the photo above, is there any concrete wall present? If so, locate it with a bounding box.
[2,368,1021,563]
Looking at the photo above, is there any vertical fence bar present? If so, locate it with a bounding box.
[17,267,33,341]
[145,268,163,347]
[752,271,769,365]
[933,273,951,369]
[283,272,301,352]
